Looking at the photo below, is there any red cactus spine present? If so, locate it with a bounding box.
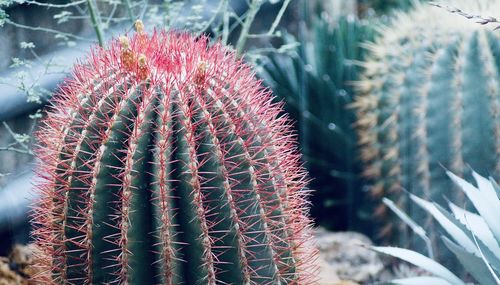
[32,23,319,285]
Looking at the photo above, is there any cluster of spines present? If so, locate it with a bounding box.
[32,25,318,284]
[354,0,500,243]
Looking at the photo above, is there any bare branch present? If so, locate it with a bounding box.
[431,2,500,30]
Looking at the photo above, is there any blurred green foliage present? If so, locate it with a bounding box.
[358,0,425,14]
[354,0,500,250]
[258,15,377,231]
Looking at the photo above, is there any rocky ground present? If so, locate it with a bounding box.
[0,244,39,285]
[0,229,422,284]
[316,228,428,285]
[316,229,383,284]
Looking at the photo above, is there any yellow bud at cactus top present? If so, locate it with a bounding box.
[138,54,147,66]
[137,54,149,80]
[194,61,207,86]
[134,19,144,34]
[119,36,130,50]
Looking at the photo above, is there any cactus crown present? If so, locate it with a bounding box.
[354,0,500,243]
[32,27,318,285]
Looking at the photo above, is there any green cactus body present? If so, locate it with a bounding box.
[354,0,500,244]
[33,29,318,285]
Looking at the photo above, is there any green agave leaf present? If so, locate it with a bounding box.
[472,171,500,206]
[435,202,500,273]
[372,246,465,285]
[410,194,477,254]
[448,202,500,260]
[447,171,500,245]
[442,236,498,285]
[383,197,433,257]
[488,177,500,198]
[471,234,500,285]
[383,197,427,238]
[473,232,500,273]
[389,276,453,285]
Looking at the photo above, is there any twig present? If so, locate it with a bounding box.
[265,0,291,36]
[5,20,88,41]
[23,0,87,8]
[221,0,230,45]
[431,2,500,30]
[86,0,105,46]
[122,0,136,24]
[1,121,33,155]
[0,146,33,155]
[197,0,228,35]
[235,0,263,56]
[2,122,29,151]
[138,0,149,20]
[103,2,120,27]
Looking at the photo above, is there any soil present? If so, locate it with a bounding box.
[0,244,39,285]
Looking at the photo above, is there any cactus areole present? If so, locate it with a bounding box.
[33,26,318,285]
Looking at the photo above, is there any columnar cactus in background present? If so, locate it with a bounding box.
[32,23,318,284]
[259,16,376,232]
[354,0,500,244]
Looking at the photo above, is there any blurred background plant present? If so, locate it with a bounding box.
[358,0,417,15]
[257,14,376,232]
[354,0,500,257]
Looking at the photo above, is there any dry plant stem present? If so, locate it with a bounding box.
[86,0,104,46]
[2,122,29,151]
[246,0,291,39]
[267,0,291,36]
[5,20,88,41]
[122,0,135,24]
[0,146,32,154]
[235,0,292,53]
[222,0,230,45]
[235,0,262,55]
[23,0,87,8]
[431,2,500,30]
[0,122,33,155]
[198,0,228,36]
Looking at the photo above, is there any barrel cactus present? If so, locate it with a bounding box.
[354,0,500,244]
[32,24,318,284]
